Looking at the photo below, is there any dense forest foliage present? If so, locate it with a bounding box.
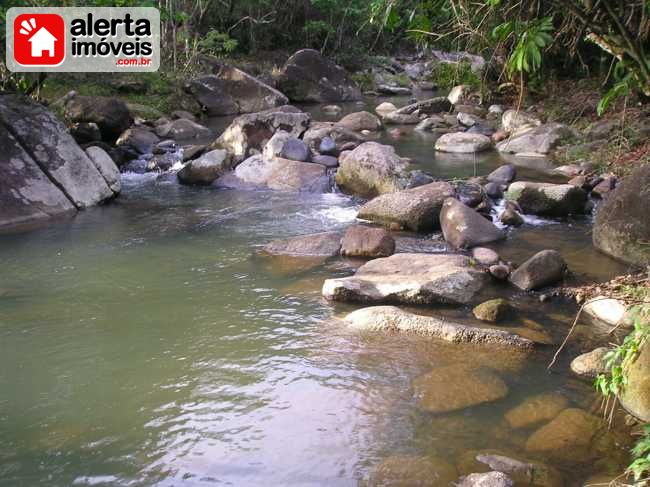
[2,0,648,103]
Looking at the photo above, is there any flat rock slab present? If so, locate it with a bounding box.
[413,363,509,413]
[322,253,487,305]
[368,455,458,487]
[343,306,533,349]
[262,231,342,257]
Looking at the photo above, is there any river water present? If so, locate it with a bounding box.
[0,98,637,486]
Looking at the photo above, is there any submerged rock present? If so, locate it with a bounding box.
[505,182,587,217]
[277,49,362,103]
[343,306,533,348]
[368,455,458,487]
[440,198,505,249]
[340,225,395,258]
[509,250,567,291]
[336,142,410,198]
[322,253,487,305]
[435,132,492,153]
[593,163,650,267]
[460,451,564,487]
[504,393,569,429]
[262,231,342,257]
[457,472,514,487]
[186,66,288,116]
[211,106,310,165]
[413,364,509,413]
[525,408,605,462]
[570,347,609,379]
[473,299,511,323]
[357,181,455,232]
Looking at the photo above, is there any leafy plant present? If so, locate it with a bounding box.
[198,30,239,57]
[428,61,481,89]
[492,16,554,78]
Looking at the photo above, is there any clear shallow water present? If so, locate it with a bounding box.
[0,102,636,487]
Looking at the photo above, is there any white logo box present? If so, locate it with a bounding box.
[6,7,160,72]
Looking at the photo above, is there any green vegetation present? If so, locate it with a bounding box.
[428,61,480,90]
[594,284,650,483]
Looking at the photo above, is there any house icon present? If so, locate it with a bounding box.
[28,27,57,57]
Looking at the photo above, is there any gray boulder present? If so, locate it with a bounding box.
[396,96,452,116]
[186,66,288,116]
[357,181,455,232]
[496,123,573,156]
[177,149,229,185]
[501,110,542,134]
[440,198,505,249]
[216,155,330,193]
[277,49,362,102]
[335,142,410,198]
[435,132,492,153]
[211,106,310,165]
[64,94,132,142]
[85,146,121,194]
[302,122,362,154]
[505,182,587,217]
[322,253,487,305]
[116,127,160,155]
[0,95,115,210]
[509,250,567,291]
[593,163,650,267]
[487,164,516,184]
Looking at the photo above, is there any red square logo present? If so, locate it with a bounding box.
[13,14,65,66]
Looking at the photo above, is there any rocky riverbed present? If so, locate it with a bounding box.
[1,49,648,486]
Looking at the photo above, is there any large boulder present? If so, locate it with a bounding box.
[63,94,132,142]
[435,132,492,153]
[85,146,121,194]
[440,198,505,249]
[340,225,395,258]
[0,95,116,214]
[593,163,650,267]
[262,231,342,257]
[343,306,533,349]
[186,66,288,116]
[177,149,229,185]
[505,182,587,217]
[277,49,362,103]
[216,155,330,192]
[335,142,410,198]
[509,250,567,291]
[0,124,76,227]
[496,123,573,156]
[368,456,458,487]
[322,253,487,305]
[116,127,160,156]
[357,181,455,232]
[413,364,509,413]
[620,342,650,421]
[210,106,310,165]
[487,164,516,184]
[337,111,382,132]
[394,96,452,116]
